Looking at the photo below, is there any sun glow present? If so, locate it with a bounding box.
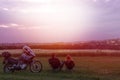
[14,0,96,42]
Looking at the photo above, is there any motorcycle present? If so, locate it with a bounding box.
[2,52,42,73]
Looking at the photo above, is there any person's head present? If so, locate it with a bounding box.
[66,55,72,61]
[51,53,56,58]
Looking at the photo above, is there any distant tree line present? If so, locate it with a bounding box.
[1,50,120,57]
[0,39,120,50]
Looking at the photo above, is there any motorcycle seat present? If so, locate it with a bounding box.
[7,57,18,64]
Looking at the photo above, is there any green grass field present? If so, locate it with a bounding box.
[1,56,120,80]
[1,49,120,80]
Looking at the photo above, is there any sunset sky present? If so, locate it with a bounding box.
[0,0,120,43]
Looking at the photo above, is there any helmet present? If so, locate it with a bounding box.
[22,45,35,56]
[23,46,29,54]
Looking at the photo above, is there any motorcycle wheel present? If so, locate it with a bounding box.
[30,60,42,73]
[3,64,14,73]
